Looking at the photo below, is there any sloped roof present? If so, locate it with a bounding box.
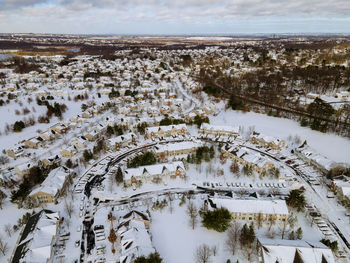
[200,123,239,134]
[118,219,155,263]
[154,141,200,153]
[258,238,335,263]
[146,124,187,134]
[210,198,289,215]
[124,161,184,180]
[11,210,59,263]
[29,167,70,197]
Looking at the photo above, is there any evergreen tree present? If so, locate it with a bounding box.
[202,208,232,232]
[240,224,249,247]
[286,190,306,212]
[288,231,296,240]
[116,166,123,184]
[296,227,303,240]
[209,146,215,159]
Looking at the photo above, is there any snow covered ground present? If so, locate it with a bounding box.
[0,200,27,262]
[211,108,350,164]
[150,198,324,263]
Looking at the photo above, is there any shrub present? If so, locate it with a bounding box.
[286,190,306,212]
[83,150,93,162]
[137,122,148,135]
[320,239,338,252]
[66,159,73,168]
[134,252,163,263]
[203,85,220,97]
[13,121,25,132]
[127,152,156,168]
[201,208,232,232]
[193,115,209,128]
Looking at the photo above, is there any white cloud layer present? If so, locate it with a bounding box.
[0,0,349,33]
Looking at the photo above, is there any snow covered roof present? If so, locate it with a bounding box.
[107,132,136,145]
[341,186,350,198]
[29,166,70,197]
[258,238,335,263]
[210,198,289,215]
[251,133,283,144]
[118,216,154,263]
[154,141,201,153]
[200,123,239,134]
[146,124,187,134]
[124,161,184,180]
[297,143,337,171]
[11,210,59,263]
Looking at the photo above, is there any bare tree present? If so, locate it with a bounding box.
[196,244,212,263]
[256,213,264,229]
[211,245,217,256]
[0,190,6,209]
[226,222,240,255]
[168,194,174,214]
[279,219,289,239]
[4,224,12,237]
[0,236,8,256]
[187,201,198,230]
[65,217,71,228]
[288,213,298,229]
[268,216,276,231]
[65,200,74,218]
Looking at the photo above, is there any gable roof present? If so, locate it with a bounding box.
[29,167,70,197]
[124,161,184,180]
[11,210,59,263]
[258,238,335,263]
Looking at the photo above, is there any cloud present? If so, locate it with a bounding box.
[0,0,350,33]
[0,0,47,10]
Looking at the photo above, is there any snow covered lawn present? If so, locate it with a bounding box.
[151,201,232,263]
[211,109,350,164]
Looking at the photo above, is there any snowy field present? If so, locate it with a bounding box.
[150,198,323,263]
[0,92,110,151]
[151,199,234,263]
[211,109,350,164]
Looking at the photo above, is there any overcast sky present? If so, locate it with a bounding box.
[0,0,350,34]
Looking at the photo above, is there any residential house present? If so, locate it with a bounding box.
[7,146,25,159]
[70,136,88,149]
[124,161,186,186]
[14,162,33,179]
[28,166,72,205]
[222,146,275,174]
[10,210,59,263]
[84,124,104,141]
[209,198,289,221]
[257,238,335,263]
[154,141,201,161]
[116,210,155,263]
[51,122,69,134]
[295,142,337,174]
[200,123,239,138]
[37,130,55,141]
[330,178,350,202]
[23,137,45,149]
[145,124,188,139]
[60,145,78,158]
[39,155,61,168]
[107,132,137,151]
[250,133,286,150]
[81,111,93,118]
